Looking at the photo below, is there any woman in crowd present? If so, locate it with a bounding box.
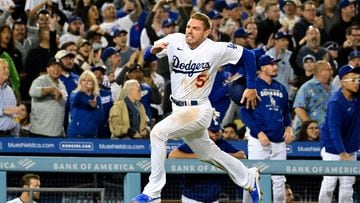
[67,70,103,138]
[0,25,23,75]
[109,79,149,139]
[297,120,320,141]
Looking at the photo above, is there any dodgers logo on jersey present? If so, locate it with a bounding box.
[172,55,211,77]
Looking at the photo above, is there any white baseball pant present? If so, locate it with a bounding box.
[142,100,256,198]
[318,148,356,203]
[243,132,287,203]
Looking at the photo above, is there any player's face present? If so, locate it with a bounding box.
[28,178,41,201]
[262,63,278,77]
[185,18,210,49]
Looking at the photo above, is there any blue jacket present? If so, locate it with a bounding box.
[177,139,239,202]
[67,91,103,138]
[320,89,360,154]
[240,77,292,142]
[98,88,113,138]
[209,71,231,122]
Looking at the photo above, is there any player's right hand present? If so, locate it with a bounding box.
[151,42,169,54]
[258,131,270,146]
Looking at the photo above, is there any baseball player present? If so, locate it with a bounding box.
[318,65,360,203]
[132,12,261,203]
[240,54,293,203]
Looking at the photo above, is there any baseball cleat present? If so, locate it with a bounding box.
[131,194,161,203]
[249,167,262,203]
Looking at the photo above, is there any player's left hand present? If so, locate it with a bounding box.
[283,126,293,144]
[241,88,260,109]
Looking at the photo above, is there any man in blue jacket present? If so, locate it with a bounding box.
[240,54,293,203]
[318,65,360,203]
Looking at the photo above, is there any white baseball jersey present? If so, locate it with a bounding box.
[155,33,243,100]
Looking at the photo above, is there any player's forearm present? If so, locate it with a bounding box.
[144,47,158,62]
[241,48,256,89]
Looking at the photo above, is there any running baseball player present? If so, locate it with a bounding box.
[240,54,293,203]
[132,12,261,203]
[132,13,261,203]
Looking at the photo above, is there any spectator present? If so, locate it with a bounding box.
[221,2,241,37]
[244,20,261,49]
[0,45,19,97]
[285,184,295,203]
[295,26,327,71]
[12,21,31,66]
[0,58,20,136]
[337,25,360,67]
[317,0,341,36]
[222,122,239,140]
[332,50,360,91]
[279,0,300,32]
[256,2,282,47]
[292,60,333,136]
[292,54,316,89]
[323,41,340,75]
[102,46,121,76]
[109,79,149,139]
[17,103,31,137]
[59,15,84,47]
[292,1,328,47]
[91,65,113,139]
[266,31,296,101]
[318,65,360,203]
[99,3,122,34]
[6,173,41,203]
[168,121,246,203]
[67,70,103,138]
[73,38,92,74]
[296,120,320,141]
[0,24,23,74]
[240,54,293,203]
[29,58,67,137]
[328,0,358,45]
[207,10,230,42]
[80,4,100,32]
[112,29,136,68]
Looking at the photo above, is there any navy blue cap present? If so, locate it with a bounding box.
[68,15,82,24]
[47,57,61,67]
[227,2,241,9]
[338,65,360,79]
[339,0,356,9]
[302,54,316,64]
[90,65,106,74]
[258,54,281,68]
[112,28,128,37]
[162,18,175,28]
[214,0,228,11]
[207,10,223,20]
[101,47,117,62]
[208,119,222,132]
[275,31,291,40]
[324,41,339,50]
[233,28,250,38]
[348,50,360,61]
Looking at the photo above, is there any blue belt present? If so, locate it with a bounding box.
[170,96,199,106]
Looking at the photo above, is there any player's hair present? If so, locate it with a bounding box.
[313,60,330,75]
[20,173,40,187]
[190,12,212,31]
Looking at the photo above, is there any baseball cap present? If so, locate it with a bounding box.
[112,28,128,37]
[302,54,316,64]
[207,10,223,20]
[101,47,117,62]
[338,65,360,79]
[284,0,296,6]
[339,0,356,9]
[233,28,251,38]
[90,65,107,74]
[227,2,241,10]
[68,15,82,24]
[208,119,222,132]
[258,54,280,68]
[127,64,142,74]
[162,18,175,28]
[214,0,228,11]
[323,41,339,51]
[275,31,291,40]
[55,50,75,60]
[47,57,61,67]
[348,50,360,61]
[77,38,91,48]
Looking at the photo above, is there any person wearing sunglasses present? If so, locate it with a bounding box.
[318,64,360,203]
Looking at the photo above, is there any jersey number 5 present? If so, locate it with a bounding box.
[195,73,208,88]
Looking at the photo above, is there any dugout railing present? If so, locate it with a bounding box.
[1,156,360,202]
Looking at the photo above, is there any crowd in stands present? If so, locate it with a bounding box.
[0,0,359,140]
